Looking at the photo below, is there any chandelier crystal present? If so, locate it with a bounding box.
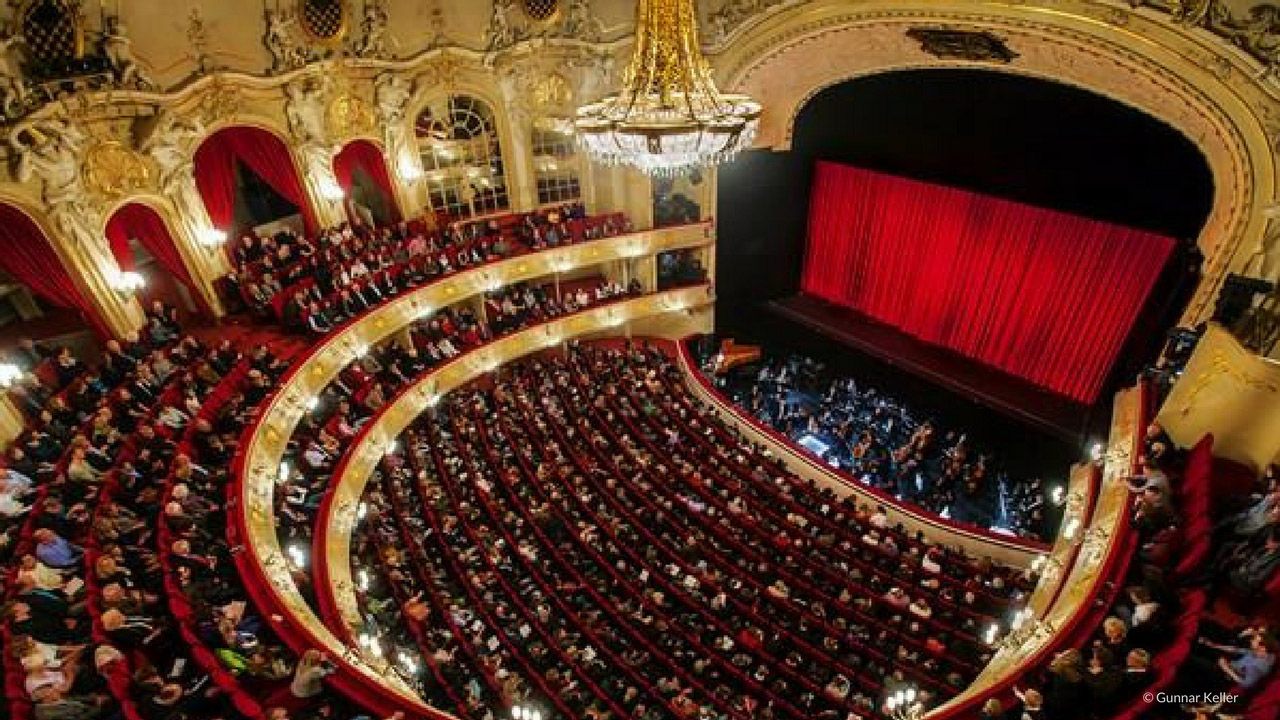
[574,0,762,177]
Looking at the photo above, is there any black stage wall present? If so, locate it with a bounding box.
[714,69,1215,332]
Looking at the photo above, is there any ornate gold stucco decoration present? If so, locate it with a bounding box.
[196,80,244,124]
[82,140,150,198]
[326,93,376,138]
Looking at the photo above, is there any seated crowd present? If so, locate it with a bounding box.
[1,331,361,720]
[350,341,1033,720]
[259,273,646,626]
[230,204,628,335]
[701,350,1054,540]
[11,199,1274,720]
[1008,422,1279,720]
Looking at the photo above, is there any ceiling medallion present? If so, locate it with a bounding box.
[327,93,376,138]
[298,0,348,44]
[521,0,561,24]
[574,0,761,177]
[82,141,150,198]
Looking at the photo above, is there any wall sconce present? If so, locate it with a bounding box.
[397,157,423,183]
[197,227,228,247]
[320,178,346,201]
[111,270,146,294]
[0,362,24,388]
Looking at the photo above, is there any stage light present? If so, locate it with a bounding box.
[983,623,1000,645]
[277,461,291,483]
[305,396,320,412]
[286,542,308,569]
[357,568,370,591]
[1088,441,1104,462]
[357,502,368,521]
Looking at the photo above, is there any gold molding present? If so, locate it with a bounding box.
[82,141,151,199]
[1158,322,1280,470]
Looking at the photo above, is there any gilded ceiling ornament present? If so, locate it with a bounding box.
[522,0,561,23]
[351,0,390,59]
[905,27,1019,63]
[0,24,32,118]
[197,80,243,123]
[707,0,799,44]
[532,72,573,112]
[327,93,376,137]
[82,140,150,198]
[100,15,154,90]
[187,8,215,74]
[264,8,313,74]
[486,0,525,51]
[298,0,349,45]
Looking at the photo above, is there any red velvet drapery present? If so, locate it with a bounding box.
[0,204,109,337]
[801,161,1175,402]
[105,202,211,316]
[193,126,318,235]
[332,140,402,222]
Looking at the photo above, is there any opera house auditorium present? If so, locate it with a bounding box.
[0,1,1277,720]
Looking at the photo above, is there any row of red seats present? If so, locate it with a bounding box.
[156,359,267,720]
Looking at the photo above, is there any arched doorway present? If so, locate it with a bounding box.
[105,202,211,322]
[333,140,402,226]
[193,126,318,238]
[0,202,106,349]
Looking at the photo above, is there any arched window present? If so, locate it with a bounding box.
[531,120,581,205]
[414,95,510,218]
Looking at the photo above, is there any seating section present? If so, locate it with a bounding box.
[352,342,1031,719]
[273,277,646,623]
[1007,419,1279,720]
[1,333,358,720]
[5,202,1273,720]
[231,204,628,334]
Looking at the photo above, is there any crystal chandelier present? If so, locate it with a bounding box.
[574,0,762,177]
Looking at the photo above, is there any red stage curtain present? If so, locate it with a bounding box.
[333,140,402,222]
[0,204,109,337]
[801,161,1175,402]
[194,126,318,234]
[105,203,211,315]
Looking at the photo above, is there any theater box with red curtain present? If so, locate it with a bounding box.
[801,161,1175,403]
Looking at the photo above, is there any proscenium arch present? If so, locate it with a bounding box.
[710,0,1278,328]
